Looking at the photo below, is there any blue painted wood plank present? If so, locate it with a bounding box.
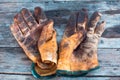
[0,48,120,76]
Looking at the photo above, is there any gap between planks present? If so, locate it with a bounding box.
[0,48,120,76]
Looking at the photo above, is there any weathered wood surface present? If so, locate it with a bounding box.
[1,24,120,48]
[0,1,120,48]
[0,48,120,76]
[0,0,120,80]
[1,74,120,80]
[0,1,120,26]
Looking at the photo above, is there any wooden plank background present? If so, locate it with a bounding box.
[0,1,120,48]
[0,0,120,80]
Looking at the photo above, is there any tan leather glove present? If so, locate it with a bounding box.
[35,19,57,76]
[75,12,106,72]
[57,9,87,75]
[10,7,57,76]
[57,9,106,76]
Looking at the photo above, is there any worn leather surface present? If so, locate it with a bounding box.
[10,7,57,76]
[57,9,106,75]
[10,7,105,76]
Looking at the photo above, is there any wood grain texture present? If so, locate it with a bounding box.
[0,1,120,12]
[0,25,120,48]
[0,1,120,26]
[0,74,120,80]
[0,0,119,2]
[0,48,120,77]
[0,0,120,79]
[0,48,31,74]
[0,1,120,40]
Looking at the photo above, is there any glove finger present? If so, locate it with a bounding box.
[38,19,54,46]
[64,12,77,38]
[10,23,25,42]
[95,21,106,37]
[87,12,101,34]
[14,13,30,35]
[77,8,88,36]
[34,7,47,24]
[77,8,88,30]
[21,8,38,29]
[37,20,57,75]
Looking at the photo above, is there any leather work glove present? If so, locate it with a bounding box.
[36,14,57,77]
[10,7,57,77]
[57,9,106,76]
[57,9,87,75]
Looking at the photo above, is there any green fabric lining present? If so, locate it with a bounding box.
[31,63,99,78]
[56,66,100,77]
[31,63,56,79]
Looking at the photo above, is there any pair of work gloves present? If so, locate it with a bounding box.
[10,7,105,77]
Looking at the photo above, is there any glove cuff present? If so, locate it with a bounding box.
[56,65,100,76]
